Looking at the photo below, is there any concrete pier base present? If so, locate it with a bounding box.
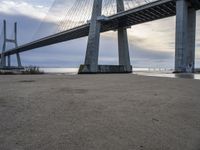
[78,65,132,74]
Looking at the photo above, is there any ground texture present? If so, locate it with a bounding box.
[0,74,200,150]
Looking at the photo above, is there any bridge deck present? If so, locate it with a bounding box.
[1,0,199,57]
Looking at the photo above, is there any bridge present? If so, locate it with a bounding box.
[0,0,200,73]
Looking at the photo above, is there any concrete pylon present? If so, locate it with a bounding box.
[79,0,103,73]
[79,0,132,74]
[175,0,196,73]
[117,0,132,72]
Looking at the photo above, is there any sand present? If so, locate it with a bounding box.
[0,74,200,150]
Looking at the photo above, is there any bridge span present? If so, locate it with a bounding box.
[0,0,200,73]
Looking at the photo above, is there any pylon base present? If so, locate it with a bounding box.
[78,65,132,74]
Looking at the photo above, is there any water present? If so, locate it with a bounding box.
[40,67,200,80]
[40,68,78,75]
[133,71,200,80]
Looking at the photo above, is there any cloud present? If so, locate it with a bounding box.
[0,0,79,23]
[0,0,49,20]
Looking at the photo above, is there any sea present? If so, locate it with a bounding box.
[39,67,200,80]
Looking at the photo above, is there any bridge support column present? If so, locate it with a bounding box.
[79,0,102,73]
[175,0,196,73]
[118,28,132,72]
[117,0,132,72]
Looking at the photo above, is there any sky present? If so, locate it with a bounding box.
[0,0,200,69]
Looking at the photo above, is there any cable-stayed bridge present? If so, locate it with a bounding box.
[0,0,200,73]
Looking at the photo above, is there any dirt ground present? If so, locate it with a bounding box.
[0,74,200,150]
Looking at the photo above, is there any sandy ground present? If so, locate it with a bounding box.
[0,74,200,150]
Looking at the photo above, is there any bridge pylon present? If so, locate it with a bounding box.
[78,0,132,74]
[0,20,22,70]
[117,0,132,72]
[175,0,197,73]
